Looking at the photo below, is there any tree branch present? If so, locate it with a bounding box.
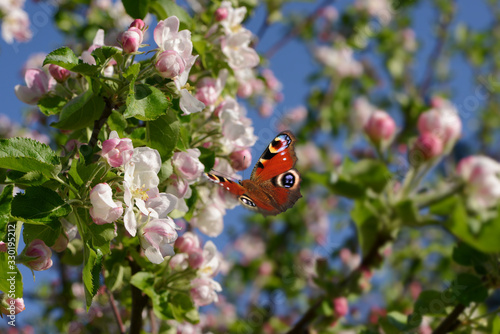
[264,0,335,59]
[103,278,126,334]
[129,256,149,334]
[89,99,113,147]
[286,234,391,334]
[432,304,466,334]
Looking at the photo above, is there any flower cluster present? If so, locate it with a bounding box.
[172,232,223,306]
[0,0,32,44]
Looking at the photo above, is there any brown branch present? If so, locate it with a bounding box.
[432,304,466,334]
[89,99,113,147]
[129,256,149,334]
[264,0,336,59]
[286,234,390,334]
[103,280,126,334]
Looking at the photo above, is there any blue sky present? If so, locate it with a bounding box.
[0,0,492,329]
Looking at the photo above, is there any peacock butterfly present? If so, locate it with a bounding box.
[206,131,301,215]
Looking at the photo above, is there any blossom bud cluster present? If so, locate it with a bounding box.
[172,232,223,306]
[121,19,146,54]
[0,0,32,44]
[412,97,462,162]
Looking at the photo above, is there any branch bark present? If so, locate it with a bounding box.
[88,99,113,147]
[432,304,465,334]
[129,257,149,334]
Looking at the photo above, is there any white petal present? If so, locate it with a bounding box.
[180,89,205,115]
[124,208,137,237]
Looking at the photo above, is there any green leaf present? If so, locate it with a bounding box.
[148,112,180,161]
[452,273,488,305]
[429,195,458,216]
[492,316,500,334]
[380,311,417,334]
[452,242,489,267]
[330,177,365,199]
[150,0,193,27]
[43,47,98,75]
[351,200,380,256]
[131,271,156,297]
[0,137,61,178]
[6,170,50,187]
[37,95,67,116]
[124,84,169,121]
[446,201,500,253]
[11,187,71,224]
[413,290,450,316]
[0,185,14,241]
[23,220,62,247]
[124,63,141,80]
[108,110,128,135]
[198,147,215,173]
[43,47,79,67]
[86,221,116,255]
[122,0,150,18]
[52,90,105,130]
[91,46,119,66]
[395,200,419,225]
[0,250,23,298]
[347,159,391,193]
[83,243,103,310]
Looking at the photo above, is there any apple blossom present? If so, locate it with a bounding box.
[51,233,68,253]
[188,248,205,269]
[101,131,134,167]
[48,64,71,83]
[89,183,124,225]
[139,218,179,264]
[190,277,222,306]
[195,69,228,108]
[356,0,393,25]
[154,16,193,61]
[173,55,205,115]
[314,46,363,78]
[333,297,349,318]
[0,297,25,315]
[411,133,443,162]
[155,50,186,78]
[351,96,376,130]
[81,29,105,65]
[0,242,6,252]
[215,6,229,22]
[222,30,260,70]
[229,149,252,171]
[15,69,56,105]
[121,27,143,54]
[130,18,145,30]
[175,232,201,254]
[218,98,257,150]
[417,98,462,153]
[21,239,53,271]
[169,253,189,271]
[190,204,225,237]
[1,8,32,44]
[172,149,205,183]
[364,110,396,144]
[457,155,500,210]
[218,1,247,33]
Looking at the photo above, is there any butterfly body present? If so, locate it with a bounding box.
[206,131,301,215]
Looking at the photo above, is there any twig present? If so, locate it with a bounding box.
[432,304,466,334]
[104,284,126,334]
[149,307,158,334]
[286,234,390,333]
[89,99,113,147]
[264,0,335,59]
[419,3,456,99]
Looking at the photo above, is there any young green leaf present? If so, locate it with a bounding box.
[124,84,170,121]
[0,137,61,178]
[11,187,71,224]
[148,112,180,161]
[0,185,14,241]
[51,91,106,130]
[83,242,103,310]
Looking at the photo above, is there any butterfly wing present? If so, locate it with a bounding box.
[243,131,302,215]
[205,173,246,197]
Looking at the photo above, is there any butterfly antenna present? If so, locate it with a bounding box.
[209,168,237,182]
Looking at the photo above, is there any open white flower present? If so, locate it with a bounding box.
[173,55,205,115]
[139,218,179,264]
[221,29,259,70]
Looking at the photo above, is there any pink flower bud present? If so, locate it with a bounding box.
[101,131,134,167]
[22,239,53,271]
[195,79,219,106]
[237,82,253,98]
[230,149,252,171]
[411,133,443,162]
[155,50,186,78]
[48,64,71,83]
[188,248,204,269]
[122,27,143,54]
[0,297,25,315]
[333,297,349,318]
[364,110,396,144]
[130,19,145,30]
[89,183,124,224]
[0,242,6,252]
[215,7,229,21]
[51,233,68,253]
[258,261,273,276]
[174,232,201,254]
